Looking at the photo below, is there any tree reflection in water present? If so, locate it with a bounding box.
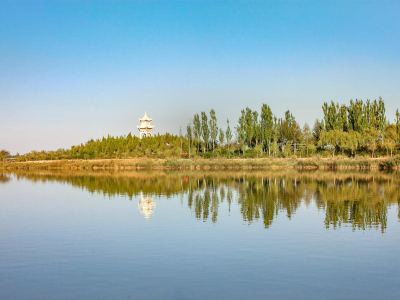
[0,174,10,184]
[10,171,400,232]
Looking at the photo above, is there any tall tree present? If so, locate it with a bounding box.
[201,112,210,151]
[226,119,233,145]
[339,104,348,131]
[302,124,314,157]
[260,104,274,155]
[375,97,386,132]
[209,109,218,151]
[348,99,364,132]
[186,125,193,158]
[396,109,400,143]
[218,128,225,146]
[278,110,301,155]
[313,119,323,142]
[236,110,246,148]
[252,110,260,146]
[322,101,338,131]
[242,108,258,147]
[193,114,201,153]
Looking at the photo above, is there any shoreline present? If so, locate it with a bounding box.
[1,156,399,172]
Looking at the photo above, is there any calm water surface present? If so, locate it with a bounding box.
[0,172,399,300]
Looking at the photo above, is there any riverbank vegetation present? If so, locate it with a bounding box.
[2,98,400,162]
[1,156,400,171]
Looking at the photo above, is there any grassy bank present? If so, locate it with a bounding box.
[1,156,400,171]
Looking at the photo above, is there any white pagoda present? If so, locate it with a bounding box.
[137,112,154,138]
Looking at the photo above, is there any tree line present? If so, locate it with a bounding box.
[186,98,400,158]
[2,97,399,161]
[11,134,188,161]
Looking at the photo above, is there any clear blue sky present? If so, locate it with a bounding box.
[1,1,399,153]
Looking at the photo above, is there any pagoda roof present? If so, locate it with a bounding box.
[137,124,154,129]
[139,112,152,121]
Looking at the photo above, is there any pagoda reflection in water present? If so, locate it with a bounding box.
[138,194,156,219]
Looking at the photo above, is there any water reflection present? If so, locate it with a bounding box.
[138,194,156,219]
[0,173,10,183]
[9,171,400,232]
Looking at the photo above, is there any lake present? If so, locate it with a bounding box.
[1,171,399,300]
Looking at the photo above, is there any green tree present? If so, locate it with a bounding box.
[348,99,364,132]
[201,112,210,152]
[193,114,201,154]
[302,124,315,156]
[375,97,387,132]
[243,108,257,147]
[318,130,342,156]
[361,128,380,157]
[383,125,396,157]
[225,119,233,156]
[322,101,348,131]
[186,125,193,158]
[260,104,274,155]
[0,150,11,161]
[339,105,348,131]
[225,119,232,145]
[312,119,323,142]
[278,110,301,155]
[253,110,261,146]
[218,128,225,146]
[344,131,361,157]
[396,109,400,143]
[209,109,218,151]
[236,110,246,153]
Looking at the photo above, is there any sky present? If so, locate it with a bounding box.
[1,0,399,154]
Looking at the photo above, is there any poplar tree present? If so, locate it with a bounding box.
[252,110,261,146]
[395,109,400,143]
[376,97,386,132]
[218,128,225,145]
[348,99,364,132]
[225,119,233,156]
[225,119,232,145]
[209,109,218,151]
[201,112,210,151]
[193,114,201,153]
[237,110,246,147]
[339,105,348,131]
[241,108,257,147]
[260,104,274,155]
[313,119,323,142]
[279,110,301,155]
[186,125,193,158]
[302,124,314,156]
